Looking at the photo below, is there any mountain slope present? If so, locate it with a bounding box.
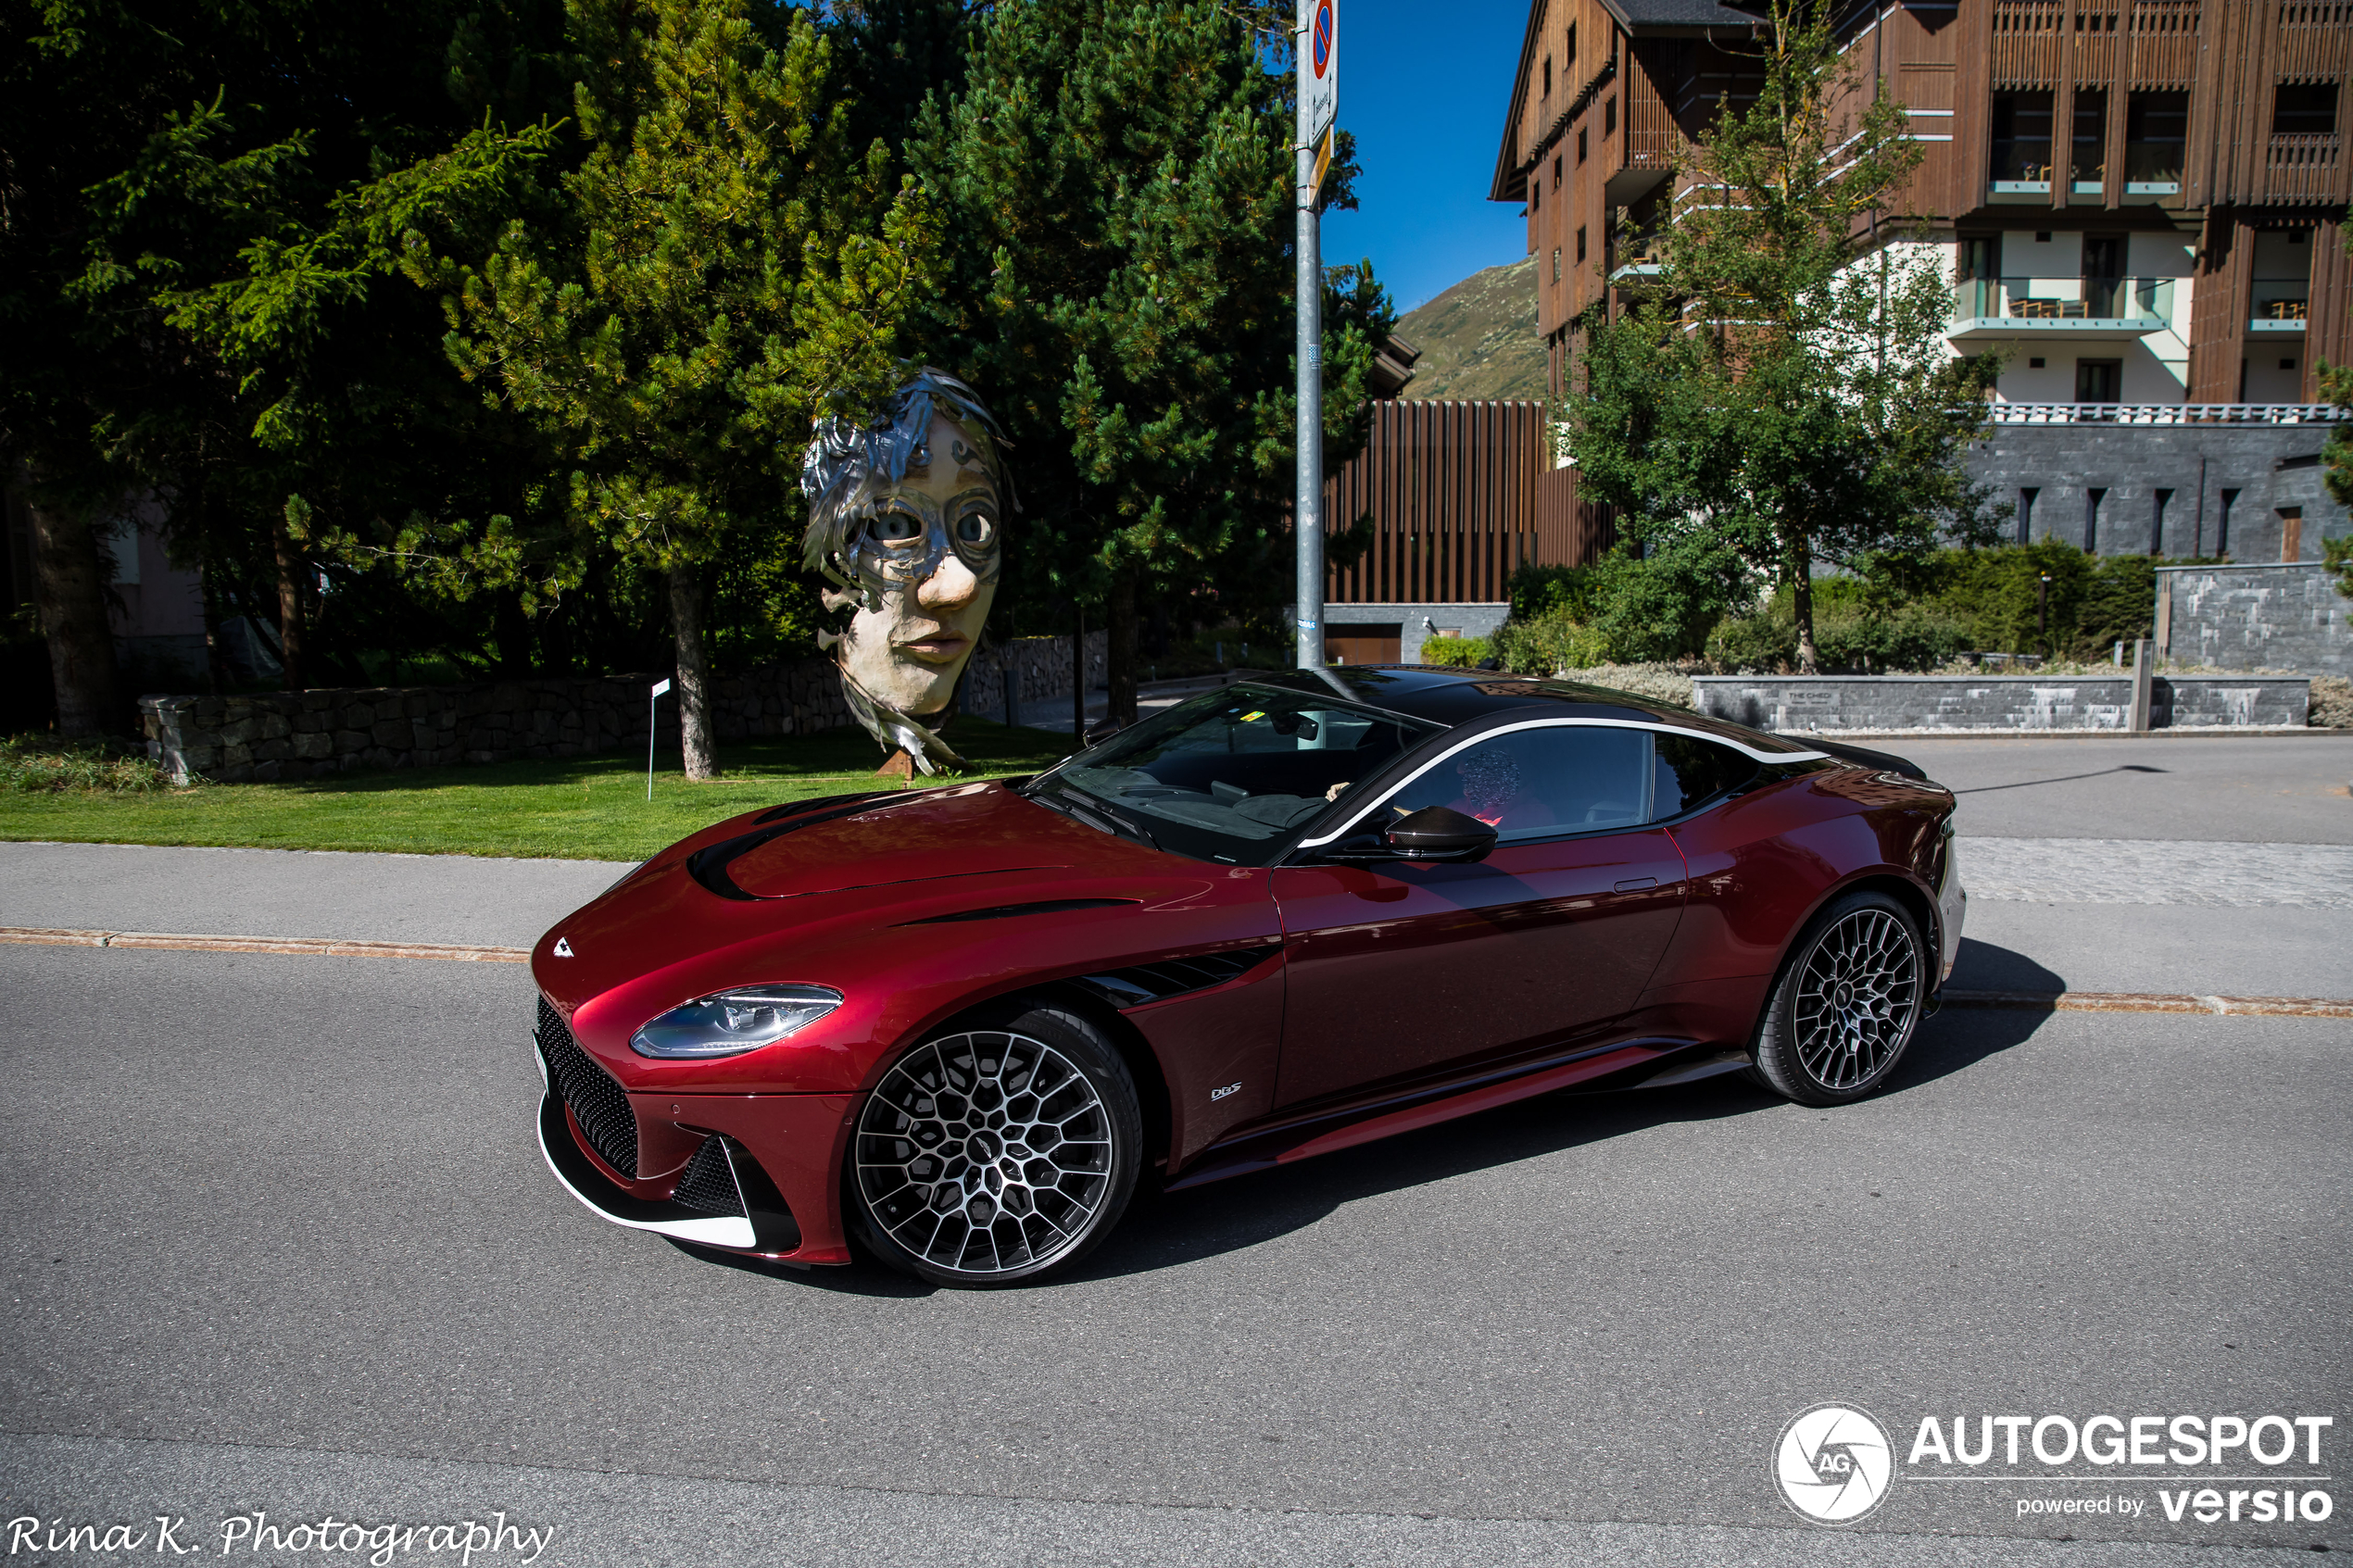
[1396,257,1545,402]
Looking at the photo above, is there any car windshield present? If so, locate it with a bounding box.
[1029,684,1443,865]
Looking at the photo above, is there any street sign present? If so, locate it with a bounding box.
[1302,0,1338,150]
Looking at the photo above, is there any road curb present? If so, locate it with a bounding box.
[0,926,530,963]
[3,926,2342,1014]
[1942,988,2353,1018]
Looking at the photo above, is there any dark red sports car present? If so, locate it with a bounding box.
[532,668,1965,1286]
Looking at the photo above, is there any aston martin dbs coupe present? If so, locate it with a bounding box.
[532,666,1966,1286]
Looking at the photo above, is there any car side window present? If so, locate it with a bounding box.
[1385,725,1651,842]
[1651,733,1759,819]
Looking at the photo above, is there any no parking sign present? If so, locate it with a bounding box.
[1302,0,1338,150]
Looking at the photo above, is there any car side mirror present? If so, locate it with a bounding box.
[1322,806,1497,865]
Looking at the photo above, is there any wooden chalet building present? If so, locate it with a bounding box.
[1491,0,2352,562]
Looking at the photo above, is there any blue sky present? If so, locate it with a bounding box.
[1318,0,1532,314]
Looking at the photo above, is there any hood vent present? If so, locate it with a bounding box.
[901,898,1139,925]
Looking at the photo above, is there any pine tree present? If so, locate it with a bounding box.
[909,0,1388,721]
[1563,0,2000,672]
[425,0,938,775]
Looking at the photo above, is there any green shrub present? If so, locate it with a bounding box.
[2,734,183,793]
[1705,591,1969,672]
[1495,610,1611,674]
[1416,634,1493,668]
[1705,611,1797,671]
[1505,563,1600,622]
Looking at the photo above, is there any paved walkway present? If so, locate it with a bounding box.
[1963,836,2353,908]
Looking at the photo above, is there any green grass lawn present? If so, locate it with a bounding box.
[0,718,1077,862]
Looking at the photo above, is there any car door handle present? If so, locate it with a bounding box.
[1614,877,1657,892]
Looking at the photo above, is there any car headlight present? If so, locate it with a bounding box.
[629,985,842,1060]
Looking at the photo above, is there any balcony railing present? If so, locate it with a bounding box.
[2267,132,2343,200]
[1984,403,2338,425]
[1951,275,2176,336]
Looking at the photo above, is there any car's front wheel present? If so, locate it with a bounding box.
[1752,890,1925,1107]
[849,1001,1141,1287]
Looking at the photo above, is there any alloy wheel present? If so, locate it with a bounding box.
[854,1029,1116,1278]
[1791,908,1919,1092]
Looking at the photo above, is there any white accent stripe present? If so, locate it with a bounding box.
[536,1117,759,1248]
[1294,718,1827,849]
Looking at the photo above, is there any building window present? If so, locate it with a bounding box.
[1567,23,1577,66]
[1554,154,1563,188]
[2071,89,2108,187]
[2279,507,2304,562]
[2019,487,2039,544]
[1604,96,1617,137]
[2151,488,2171,555]
[2125,92,2187,185]
[2082,234,2123,316]
[1531,181,1540,212]
[2273,83,2338,135]
[2075,358,2120,405]
[1577,226,1587,263]
[1553,247,1562,283]
[2216,488,2238,555]
[1577,128,1587,165]
[2029,357,2046,368]
[1990,91,2054,183]
[2084,486,2107,552]
[1543,56,1553,98]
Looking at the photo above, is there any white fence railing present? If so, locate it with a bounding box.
[1985,403,2340,425]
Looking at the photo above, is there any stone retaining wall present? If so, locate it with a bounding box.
[2160,563,2350,676]
[1691,673,2310,734]
[140,630,1109,784]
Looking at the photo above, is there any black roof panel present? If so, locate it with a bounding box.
[1241,666,1818,754]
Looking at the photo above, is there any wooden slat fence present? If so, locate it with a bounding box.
[1320,399,1614,606]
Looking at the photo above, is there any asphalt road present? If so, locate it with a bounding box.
[2,734,2347,1567]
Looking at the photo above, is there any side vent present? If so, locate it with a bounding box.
[1075,944,1282,1010]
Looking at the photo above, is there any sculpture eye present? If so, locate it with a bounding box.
[870,510,923,544]
[955,511,996,548]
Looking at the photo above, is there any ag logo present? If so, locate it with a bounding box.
[1773,1403,1894,1525]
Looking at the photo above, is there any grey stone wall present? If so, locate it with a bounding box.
[2161,563,2349,675]
[1325,602,1511,664]
[1966,422,2349,562]
[957,632,1108,722]
[141,632,1105,784]
[1692,673,2310,734]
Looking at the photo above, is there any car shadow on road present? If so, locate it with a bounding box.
[705,962,2055,1297]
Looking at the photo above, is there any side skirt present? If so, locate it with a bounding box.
[1165,1037,1740,1193]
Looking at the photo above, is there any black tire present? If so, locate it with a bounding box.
[848,999,1142,1287]
[1752,890,1925,1108]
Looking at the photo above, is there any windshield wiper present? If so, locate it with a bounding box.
[1053,784,1160,849]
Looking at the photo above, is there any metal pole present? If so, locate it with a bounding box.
[1293,5,1323,671]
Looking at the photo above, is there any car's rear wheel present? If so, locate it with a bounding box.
[849,1001,1141,1287]
[1752,891,1924,1107]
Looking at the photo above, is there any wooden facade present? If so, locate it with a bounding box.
[1493,0,2353,416]
[1318,400,1614,606]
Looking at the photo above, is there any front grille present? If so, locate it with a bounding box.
[673,1135,744,1215]
[536,996,638,1178]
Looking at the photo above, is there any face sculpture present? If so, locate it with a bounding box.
[802,370,1010,773]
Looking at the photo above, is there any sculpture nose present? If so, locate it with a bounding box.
[916,550,980,614]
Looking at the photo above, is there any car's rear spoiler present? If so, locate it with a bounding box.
[1806,737,1927,781]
